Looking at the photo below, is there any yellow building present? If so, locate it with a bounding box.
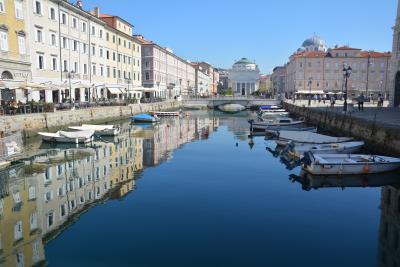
[0,0,31,90]
[0,166,45,266]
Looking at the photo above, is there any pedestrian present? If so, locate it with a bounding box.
[378,95,384,107]
[357,93,365,111]
[330,96,335,108]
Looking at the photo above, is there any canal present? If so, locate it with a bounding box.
[1,111,399,267]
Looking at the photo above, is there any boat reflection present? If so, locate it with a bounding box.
[0,115,218,266]
[266,145,301,170]
[289,170,400,191]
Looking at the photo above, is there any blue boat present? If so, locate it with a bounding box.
[131,114,159,123]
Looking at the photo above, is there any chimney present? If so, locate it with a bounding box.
[93,7,100,17]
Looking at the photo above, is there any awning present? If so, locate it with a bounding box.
[295,90,325,94]
[107,87,124,94]
[141,88,158,93]
[0,80,47,90]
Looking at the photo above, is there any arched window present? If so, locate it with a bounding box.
[1,71,13,79]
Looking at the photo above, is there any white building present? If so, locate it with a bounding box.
[194,67,210,96]
[228,58,260,96]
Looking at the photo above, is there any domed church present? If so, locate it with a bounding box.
[297,35,327,52]
[228,58,260,96]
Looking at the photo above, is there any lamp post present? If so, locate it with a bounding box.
[343,64,352,113]
[64,70,75,104]
[179,78,182,97]
[126,78,131,104]
[308,77,313,106]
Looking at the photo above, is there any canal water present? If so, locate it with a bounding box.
[1,111,399,267]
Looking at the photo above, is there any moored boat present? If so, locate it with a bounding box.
[38,130,95,143]
[287,141,365,159]
[275,131,353,146]
[265,126,317,136]
[302,152,400,175]
[249,118,305,131]
[68,124,120,136]
[151,111,180,117]
[131,114,159,123]
[218,104,246,114]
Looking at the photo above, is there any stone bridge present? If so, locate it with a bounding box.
[182,96,281,109]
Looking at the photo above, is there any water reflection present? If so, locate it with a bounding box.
[378,185,400,267]
[0,115,219,266]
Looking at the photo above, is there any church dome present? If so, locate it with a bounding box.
[302,35,326,47]
[234,58,254,65]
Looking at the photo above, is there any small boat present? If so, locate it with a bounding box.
[259,105,282,111]
[151,111,180,117]
[131,114,159,123]
[69,124,120,136]
[287,141,365,159]
[218,104,246,114]
[249,118,305,131]
[275,131,353,146]
[38,130,95,143]
[265,127,317,136]
[259,110,289,119]
[302,152,400,175]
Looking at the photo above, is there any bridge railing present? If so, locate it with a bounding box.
[181,95,276,101]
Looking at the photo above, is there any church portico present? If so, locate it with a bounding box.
[228,58,260,96]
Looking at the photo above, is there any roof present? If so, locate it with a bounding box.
[234,58,254,65]
[359,51,392,58]
[332,46,361,51]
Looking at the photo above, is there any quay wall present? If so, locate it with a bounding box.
[283,103,400,156]
[0,101,180,138]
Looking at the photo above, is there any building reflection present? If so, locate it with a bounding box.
[0,115,218,266]
[378,185,400,267]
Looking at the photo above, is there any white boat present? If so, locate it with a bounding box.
[302,152,400,175]
[259,111,289,118]
[287,141,365,159]
[218,104,246,114]
[68,124,120,136]
[151,111,180,117]
[38,130,95,143]
[249,118,305,131]
[275,131,353,146]
[265,127,317,136]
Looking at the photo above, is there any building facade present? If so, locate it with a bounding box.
[0,0,31,102]
[137,35,196,99]
[228,58,260,96]
[271,66,286,98]
[192,62,219,95]
[259,74,272,96]
[391,0,400,107]
[285,37,391,100]
[216,68,229,93]
[194,66,211,96]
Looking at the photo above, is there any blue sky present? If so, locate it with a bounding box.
[84,0,397,74]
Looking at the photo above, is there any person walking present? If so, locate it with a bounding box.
[357,93,365,111]
[330,96,335,108]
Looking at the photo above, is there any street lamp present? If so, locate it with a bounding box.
[343,64,352,113]
[308,77,313,106]
[126,78,131,104]
[64,70,75,104]
[179,78,182,97]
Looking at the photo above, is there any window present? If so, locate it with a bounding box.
[100,65,104,76]
[0,31,8,51]
[106,32,109,41]
[92,64,96,75]
[74,62,78,73]
[61,13,67,25]
[107,66,110,77]
[112,52,116,61]
[16,252,24,267]
[37,53,45,69]
[62,37,68,49]
[49,7,56,20]
[73,40,78,51]
[83,63,88,75]
[91,26,95,36]
[145,72,149,80]
[81,21,87,32]
[113,68,116,78]
[91,45,95,56]
[60,203,67,217]
[112,35,116,43]
[72,17,77,29]
[99,47,103,58]
[47,212,54,227]
[14,221,22,240]
[35,29,43,43]
[15,0,23,19]
[34,0,42,15]
[63,60,68,72]
[0,0,4,13]
[99,29,103,38]
[50,32,57,46]
[44,191,53,202]
[28,186,36,200]
[51,56,57,71]
[30,212,38,230]
[82,43,87,54]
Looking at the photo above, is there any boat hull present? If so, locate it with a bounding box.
[290,142,365,158]
[39,133,93,143]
